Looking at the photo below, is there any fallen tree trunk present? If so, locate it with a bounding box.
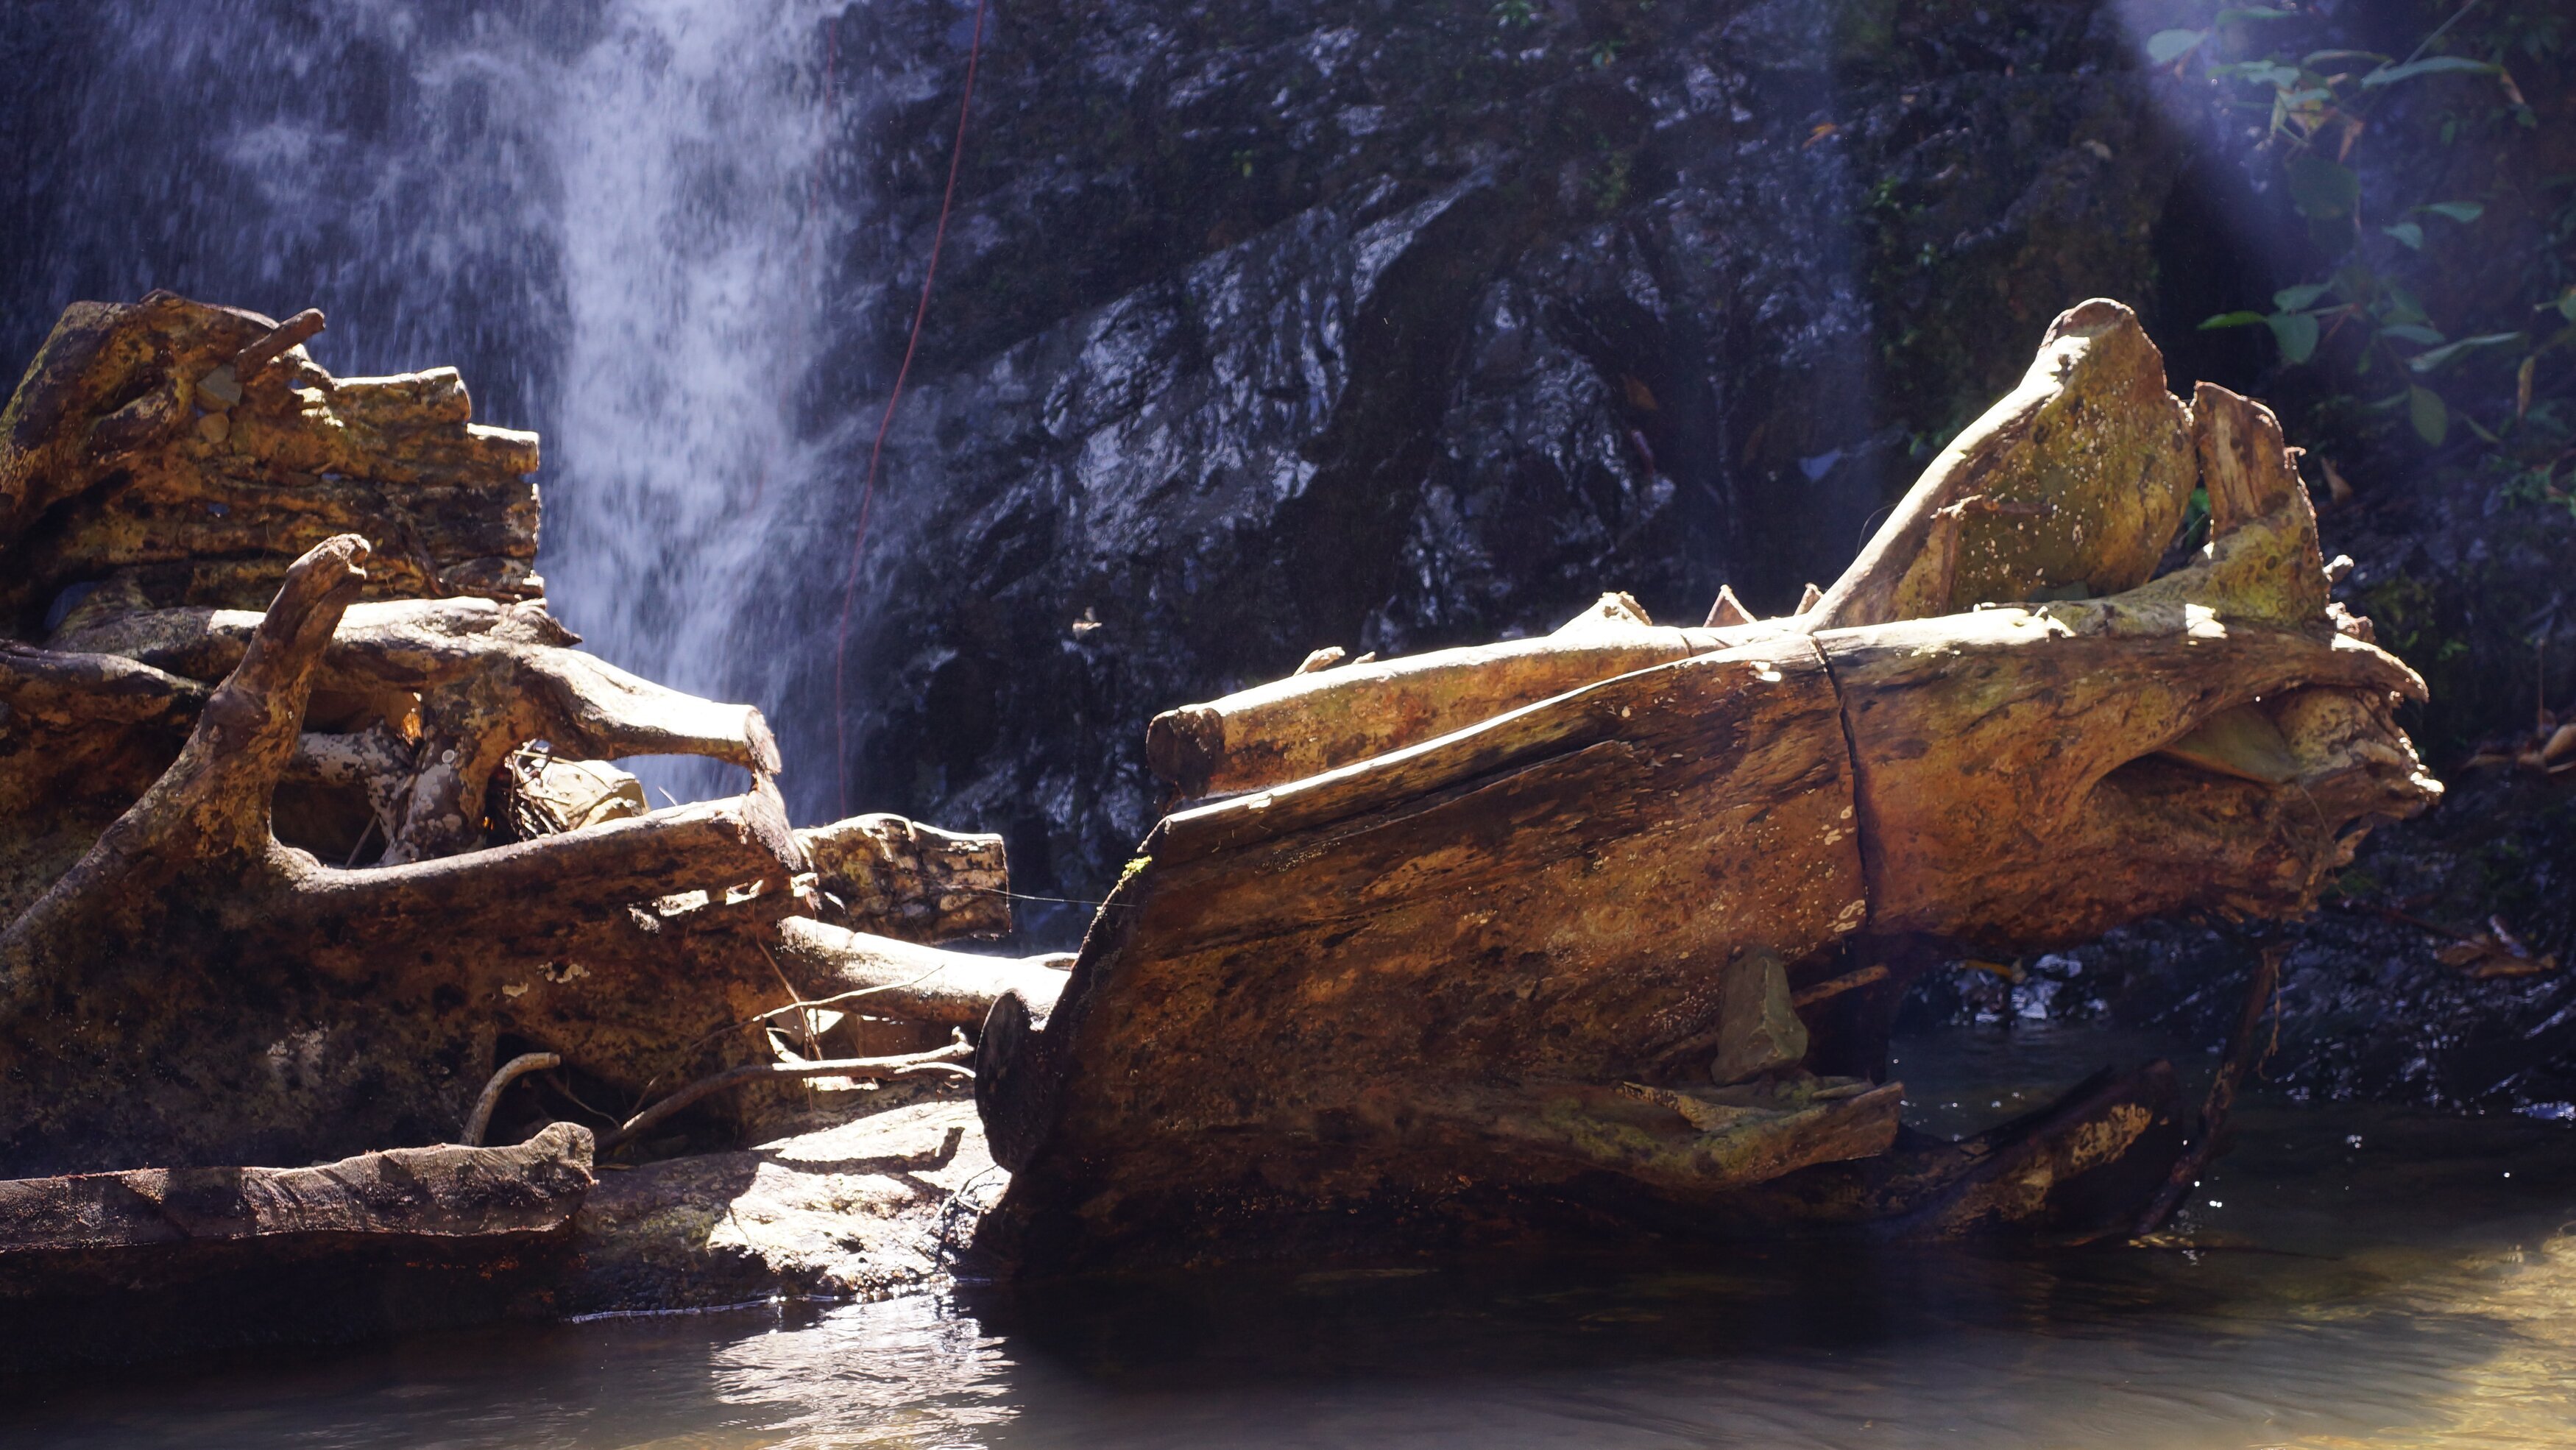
[976,299,2441,1273]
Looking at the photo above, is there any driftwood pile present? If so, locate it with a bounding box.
[972,299,2440,1272]
[0,293,1066,1190]
[0,292,2443,1336]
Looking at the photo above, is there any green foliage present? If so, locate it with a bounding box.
[2154,1,2568,470]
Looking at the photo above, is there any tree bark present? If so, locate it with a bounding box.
[976,298,2440,1273]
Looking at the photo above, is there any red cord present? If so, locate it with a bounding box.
[835,0,988,818]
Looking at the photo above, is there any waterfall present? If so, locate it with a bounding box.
[542,0,848,771]
[10,0,860,803]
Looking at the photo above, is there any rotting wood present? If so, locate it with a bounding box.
[977,297,2440,1273]
[0,297,1015,1181]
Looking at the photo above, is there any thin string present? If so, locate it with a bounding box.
[835,0,990,816]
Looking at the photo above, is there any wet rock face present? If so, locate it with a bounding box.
[806,0,2185,924]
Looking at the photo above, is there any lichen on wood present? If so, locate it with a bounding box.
[977,298,2440,1273]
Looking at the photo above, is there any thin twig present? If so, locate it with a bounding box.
[460,1051,561,1146]
[599,1038,975,1153]
[1791,963,1890,1009]
[2134,944,2284,1236]
[640,962,963,1100]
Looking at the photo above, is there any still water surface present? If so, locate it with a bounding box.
[13,1029,2576,1449]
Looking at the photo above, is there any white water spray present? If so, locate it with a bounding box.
[540,0,849,750]
[40,0,860,802]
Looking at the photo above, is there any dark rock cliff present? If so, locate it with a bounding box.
[803,0,2197,936]
[3,0,2569,1105]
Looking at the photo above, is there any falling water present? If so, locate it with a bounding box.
[539,0,848,757]
[9,0,860,802]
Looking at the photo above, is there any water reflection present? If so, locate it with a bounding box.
[11,1036,2576,1449]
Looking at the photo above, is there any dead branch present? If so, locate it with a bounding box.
[2135,944,2282,1235]
[461,1052,562,1147]
[773,917,1072,1029]
[598,1040,974,1152]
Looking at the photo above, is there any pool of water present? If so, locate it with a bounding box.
[11,1027,2576,1449]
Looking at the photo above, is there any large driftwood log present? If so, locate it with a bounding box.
[0,297,1022,1178]
[1140,301,2235,801]
[977,299,2440,1273]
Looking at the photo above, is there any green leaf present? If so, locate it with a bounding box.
[2382,324,2446,345]
[2266,311,2321,364]
[2556,286,2576,323]
[2145,28,2207,64]
[2272,283,2329,311]
[2303,49,2391,67]
[2286,155,2360,219]
[2416,201,2484,224]
[2407,386,2449,445]
[2382,221,2425,250]
[2215,60,2301,86]
[2406,332,2527,372]
[2201,311,2270,329]
[2215,6,2299,21]
[2363,56,2499,87]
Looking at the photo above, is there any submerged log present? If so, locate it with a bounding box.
[978,299,2441,1273]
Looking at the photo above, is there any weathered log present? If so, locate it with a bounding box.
[0,537,815,1176]
[775,916,1070,1030]
[980,629,1875,1270]
[0,297,1019,1192]
[1142,301,2202,802]
[0,293,539,634]
[0,1123,592,1371]
[43,593,779,868]
[796,812,1012,941]
[1143,593,1745,799]
[976,299,2438,1273]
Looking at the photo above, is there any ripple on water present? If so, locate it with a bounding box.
[9,1036,2576,1449]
